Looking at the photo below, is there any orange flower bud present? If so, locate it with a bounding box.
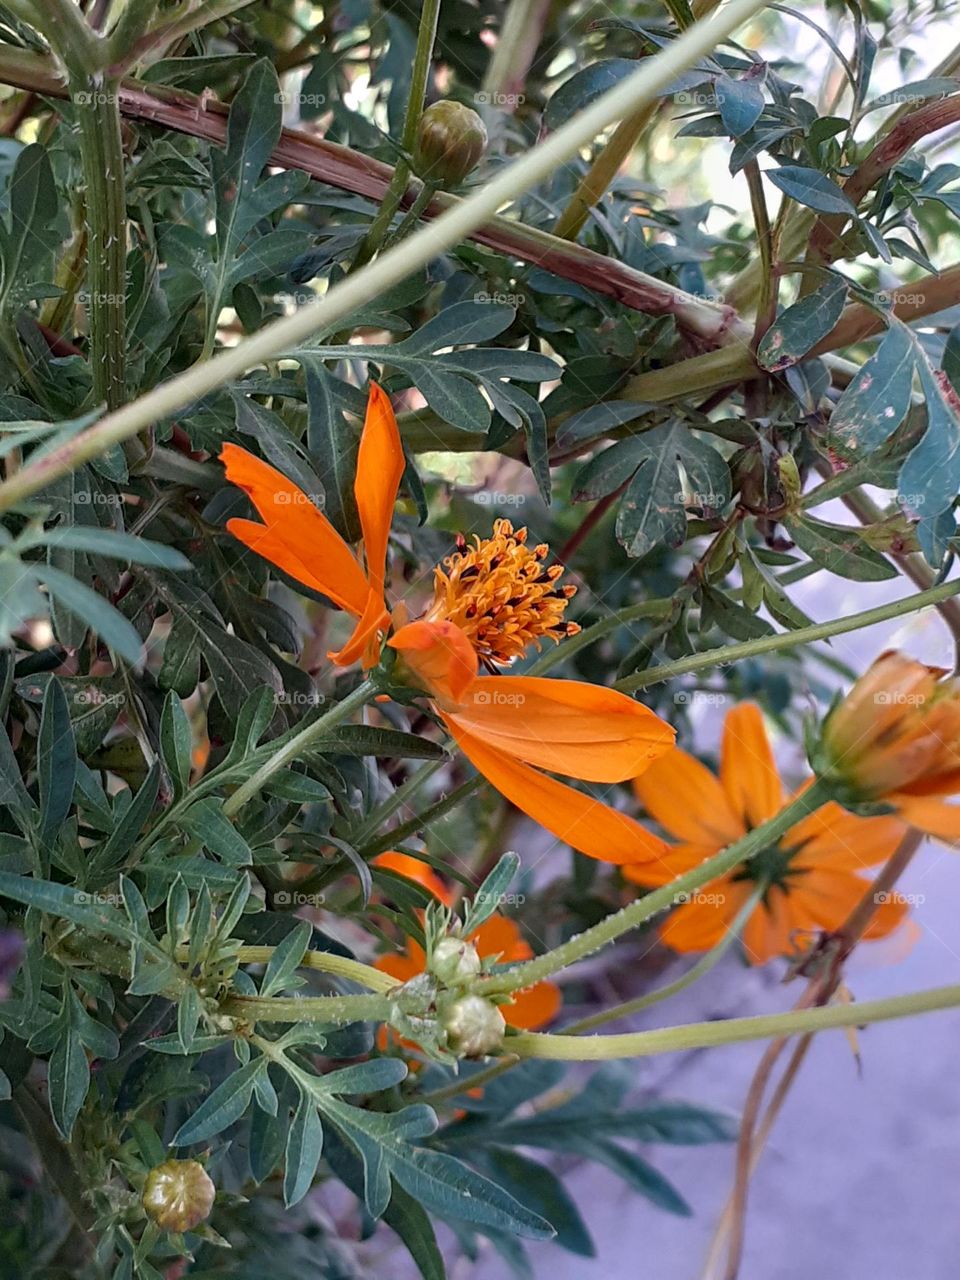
[142,1159,216,1233]
[818,651,960,803]
[413,101,487,187]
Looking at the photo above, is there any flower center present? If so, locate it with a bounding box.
[734,843,806,895]
[426,519,580,667]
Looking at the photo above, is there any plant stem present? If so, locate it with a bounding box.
[221,990,398,1025]
[233,945,395,992]
[562,885,765,1033]
[416,1054,521,1106]
[553,104,657,240]
[509,979,960,1060]
[222,677,381,817]
[350,758,446,847]
[525,598,673,676]
[360,776,482,859]
[352,0,440,267]
[73,74,128,410]
[614,579,960,694]
[0,0,770,511]
[478,779,833,997]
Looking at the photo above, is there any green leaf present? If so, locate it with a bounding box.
[766,164,857,215]
[0,144,61,336]
[47,1015,89,1139]
[784,514,898,581]
[33,563,144,665]
[157,615,201,699]
[37,679,77,844]
[173,1056,267,1145]
[462,853,521,934]
[260,920,311,997]
[480,1148,594,1257]
[91,766,161,873]
[757,275,848,371]
[159,691,192,799]
[284,1090,325,1206]
[545,59,637,130]
[305,360,361,541]
[0,871,131,941]
[178,798,253,866]
[898,346,960,526]
[25,527,191,570]
[700,585,774,640]
[715,73,765,137]
[827,324,916,457]
[308,725,449,760]
[612,422,731,558]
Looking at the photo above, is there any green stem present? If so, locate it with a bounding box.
[615,579,960,694]
[525,599,672,676]
[562,885,764,1033]
[0,0,768,512]
[352,0,441,267]
[222,991,397,1024]
[508,980,960,1060]
[74,73,128,410]
[350,758,445,848]
[233,945,395,993]
[222,676,381,817]
[478,778,834,996]
[360,776,482,859]
[416,1054,521,1106]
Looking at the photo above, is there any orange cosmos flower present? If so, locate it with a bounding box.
[374,913,561,1031]
[372,849,453,905]
[625,703,910,964]
[220,381,403,668]
[220,384,675,867]
[818,650,960,843]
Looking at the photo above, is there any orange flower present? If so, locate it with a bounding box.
[220,381,403,668]
[818,650,960,842]
[372,850,453,905]
[374,913,561,1031]
[626,703,911,964]
[221,385,675,867]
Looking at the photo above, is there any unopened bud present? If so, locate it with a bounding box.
[431,937,482,985]
[413,101,487,187]
[142,1159,215,1233]
[443,994,505,1057]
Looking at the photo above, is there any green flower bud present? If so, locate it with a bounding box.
[412,101,487,187]
[142,1159,215,1233]
[431,937,482,985]
[443,994,505,1057]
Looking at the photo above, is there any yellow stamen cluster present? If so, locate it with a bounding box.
[427,519,579,667]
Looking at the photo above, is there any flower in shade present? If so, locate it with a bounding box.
[221,383,674,867]
[375,913,561,1032]
[625,703,911,964]
[817,650,960,843]
[373,849,453,905]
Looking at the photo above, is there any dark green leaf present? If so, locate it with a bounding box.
[757,275,848,371]
[766,164,857,215]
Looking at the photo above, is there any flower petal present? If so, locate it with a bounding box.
[389,618,479,706]
[501,979,562,1030]
[356,382,405,598]
[741,889,797,965]
[720,703,783,828]
[659,876,749,952]
[373,851,452,904]
[632,746,742,846]
[444,717,669,864]
[891,794,960,844]
[446,676,675,782]
[328,587,391,668]
[470,914,530,963]
[221,444,370,616]
[787,791,907,871]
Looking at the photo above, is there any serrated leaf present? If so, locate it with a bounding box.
[178,798,252,867]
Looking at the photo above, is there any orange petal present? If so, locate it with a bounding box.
[328,587,391,668]
[501,979,562,1030]
[373,851,452,905]
[632,746,742,846]
[444,717,669,864]
[741,889,797,965]
[373,942,422,984]
[720,703,783,829]
[621,842,729,888]
[890,794,960,844]
[446,676,675,782]
[356,382,404,598]
[221,444,370,616]
[470,913,531,963]
[787,792,907,871]
[659,876,749,953]
[389,618,479,707]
